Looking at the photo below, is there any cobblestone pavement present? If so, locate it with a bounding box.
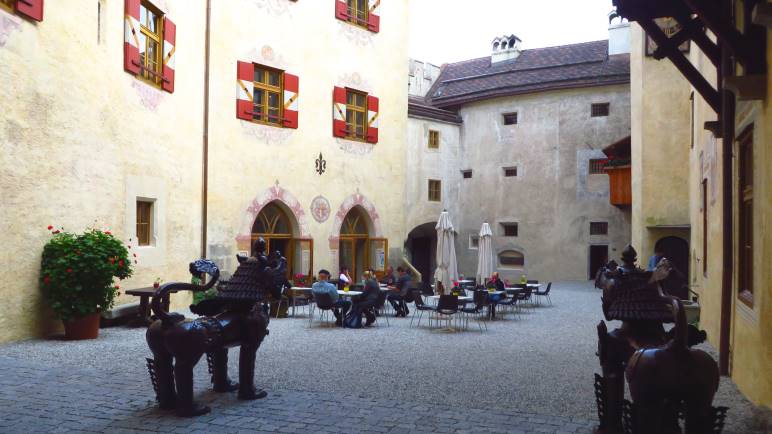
[0,281,761,433]
[0,355,594,433]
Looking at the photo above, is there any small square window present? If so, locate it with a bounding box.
[428,179,441,202]
[501,223,518,237]
[503,112,518,125]
[591,103,610,117]
[462,170,473,179]
[428,130,440,149]
[136,200,154,246]
[590,222,608,235]
[503,167,517,177]
[469,235,479,249]
[589,159,607,174]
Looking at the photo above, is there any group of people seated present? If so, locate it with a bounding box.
[310,267,381,327]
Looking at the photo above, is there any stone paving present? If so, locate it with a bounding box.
[0,281,762,433]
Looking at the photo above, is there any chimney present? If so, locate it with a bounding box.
[607,14,630,55]
[491,35,522,64]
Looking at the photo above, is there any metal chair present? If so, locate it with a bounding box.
[534,282,552,306]
[371,290,390,327]
[435,294,459,329]
[308,292,336,328]
[410,293,437,328]
[460,290,488,331]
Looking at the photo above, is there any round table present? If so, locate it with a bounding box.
[337,290,362,297]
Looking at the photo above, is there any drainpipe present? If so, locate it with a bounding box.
[201,0,212,259]
[717,0,735,376]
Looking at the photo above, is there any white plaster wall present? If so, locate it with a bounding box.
[0,0,206,342]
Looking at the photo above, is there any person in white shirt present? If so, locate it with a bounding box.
[339,266,352,287]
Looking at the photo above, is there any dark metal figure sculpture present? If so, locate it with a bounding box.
[594,245,725,434]
[146,238,286,417]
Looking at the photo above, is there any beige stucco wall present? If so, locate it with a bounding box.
[630,16,771,407]
[0,0,207,343]
[629,24,692,266]
[450,84,632,282]
[205,0,409,278]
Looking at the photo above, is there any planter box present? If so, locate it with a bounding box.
[605,165,631,206]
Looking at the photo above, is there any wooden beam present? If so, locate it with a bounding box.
[681,0,759,69]
[654,16,721,66]
[639,18,722,113]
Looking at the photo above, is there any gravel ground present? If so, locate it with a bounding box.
[0,281,764,433]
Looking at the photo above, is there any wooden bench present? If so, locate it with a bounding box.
[125,286,178,326]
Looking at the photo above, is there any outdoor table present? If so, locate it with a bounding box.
[427,295,472,305]
[337,290,362,297]
[125,286,177,326]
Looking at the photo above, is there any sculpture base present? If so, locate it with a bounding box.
[64,312,100,340]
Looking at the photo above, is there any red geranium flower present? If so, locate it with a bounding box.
[115,284,120,290]
[118,260,124,268]
[105,230,112,235]
[109,258,115,264]
[43,276,50,284]
[47,225,53,230]
[66,268,72,273]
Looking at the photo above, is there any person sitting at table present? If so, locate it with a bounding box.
[312,269,351,327]
[486,272,506,302]
[351,270,380,327]
[338,266,352,289]
[380,266,396,286]
[387,267,412,317]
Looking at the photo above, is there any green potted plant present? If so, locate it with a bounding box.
[40,226,133,340]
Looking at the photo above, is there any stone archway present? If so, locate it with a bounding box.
[328,192,384,275]
[235,183,310,252]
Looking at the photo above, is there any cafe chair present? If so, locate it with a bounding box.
[371,291,390,327]
[410,293,436,328]
[460,290,488,331]
[435,294,459,329]
[308,292,336,328]
[533,282,552,306]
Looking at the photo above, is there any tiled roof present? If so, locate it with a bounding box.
[408,96,463,124]
[427,40,630,108]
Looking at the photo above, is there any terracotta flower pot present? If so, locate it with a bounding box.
[63,312,101,340]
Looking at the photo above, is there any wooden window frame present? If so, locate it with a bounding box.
[345,88,368,142]
[590,222,608,236]
[737,126,753,307]
[503,112,518,125]
[702,179,708,276]
[346,0,369,29]
[462,170,472,179]
[501,222,518,237]
[503,166,517,177]
[428,130,440,149]
[252,64,285,127]
[589,159,608,175]
[136,200,154,247]
[138,1,165,89]
[591,103,610,117]
[0,0,15,13]
[428,179,441,202]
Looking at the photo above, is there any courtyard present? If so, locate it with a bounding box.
[0,281,759,433]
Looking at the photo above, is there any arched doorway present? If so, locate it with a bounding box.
[655,236,689,279]
[406,222,437,288]
[338,206,387,282]
[251,201,313,281]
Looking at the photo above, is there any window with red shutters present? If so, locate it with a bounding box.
[236,61,299,129]
[2,0,44,21]
[335,0,380,33]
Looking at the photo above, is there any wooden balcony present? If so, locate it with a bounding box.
[605,165,631,206]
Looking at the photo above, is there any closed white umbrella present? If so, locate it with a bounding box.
[476,222,494,283]
[434,211,459,294]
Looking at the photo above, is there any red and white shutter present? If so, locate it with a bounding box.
[332,87,347,138]
[236,61,254,121]
[283,73,299,129]
[161,17,176,93]
[367,0,380,33]
[335,0,348,21]
[15,0,44,22]
[366,95,379,144]
[123,0,141,75]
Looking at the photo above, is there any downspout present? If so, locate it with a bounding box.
[201,0,212,259]
[717,0,735,376]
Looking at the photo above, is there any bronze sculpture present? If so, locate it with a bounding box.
[146,238,286,417]
[594,245,725,434]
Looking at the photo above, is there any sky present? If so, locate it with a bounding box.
[408,0,616,65]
